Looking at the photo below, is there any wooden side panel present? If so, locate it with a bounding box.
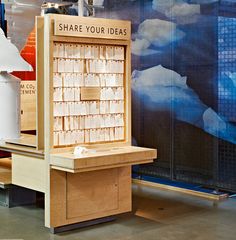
[50,169,67,226]
[125,42,132,145]
[21,81,36,131]
[12,154,46,193]
[50,166,131,228]
[67,168,118,218]
[44,14,54,228]
[36,16,45,150]
[118,166,131,211]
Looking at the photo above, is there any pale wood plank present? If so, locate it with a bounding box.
[50,146,156,172]
[12,154,46,193]
[36,16,45,151]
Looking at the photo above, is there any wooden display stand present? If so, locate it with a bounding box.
[0,14,157,232]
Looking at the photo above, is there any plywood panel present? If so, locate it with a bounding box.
[21,81,36,131]
[118,166,131,212]
[50,166,131,228]
[50,169,67,227]
[67,168,118,218]
[12,154,46,192]
[40,14,130,149]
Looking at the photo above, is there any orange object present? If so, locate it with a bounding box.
[0,158,12,169]
[13,28,36,80]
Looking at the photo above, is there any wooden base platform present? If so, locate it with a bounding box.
[133,179,229,202]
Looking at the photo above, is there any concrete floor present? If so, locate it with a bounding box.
[0,183,236,240]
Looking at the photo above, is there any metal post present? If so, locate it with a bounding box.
[78,0,84,16]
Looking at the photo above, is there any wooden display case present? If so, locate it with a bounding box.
[38,14,133,151]
[0,14,157,232]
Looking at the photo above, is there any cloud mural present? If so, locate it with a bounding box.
[132,65,236,144]
[131,38,161,56]
[165,3,200,18]
[152,0,200,24]
[131,18,185,56]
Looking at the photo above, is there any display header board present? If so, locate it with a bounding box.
[54,17,131,40]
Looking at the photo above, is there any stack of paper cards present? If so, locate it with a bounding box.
[110,101,124,113]
[106,46,114,59]
[54,117,63,131]
[114,47,125,60]
[84,74,100,87]
[54,88,63,102]
[53,43,64,58]
[74,60,84,73]
[64,44,74,58]
[53,59,58,73]
[54,73,63,87]
[52,42,126,146]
